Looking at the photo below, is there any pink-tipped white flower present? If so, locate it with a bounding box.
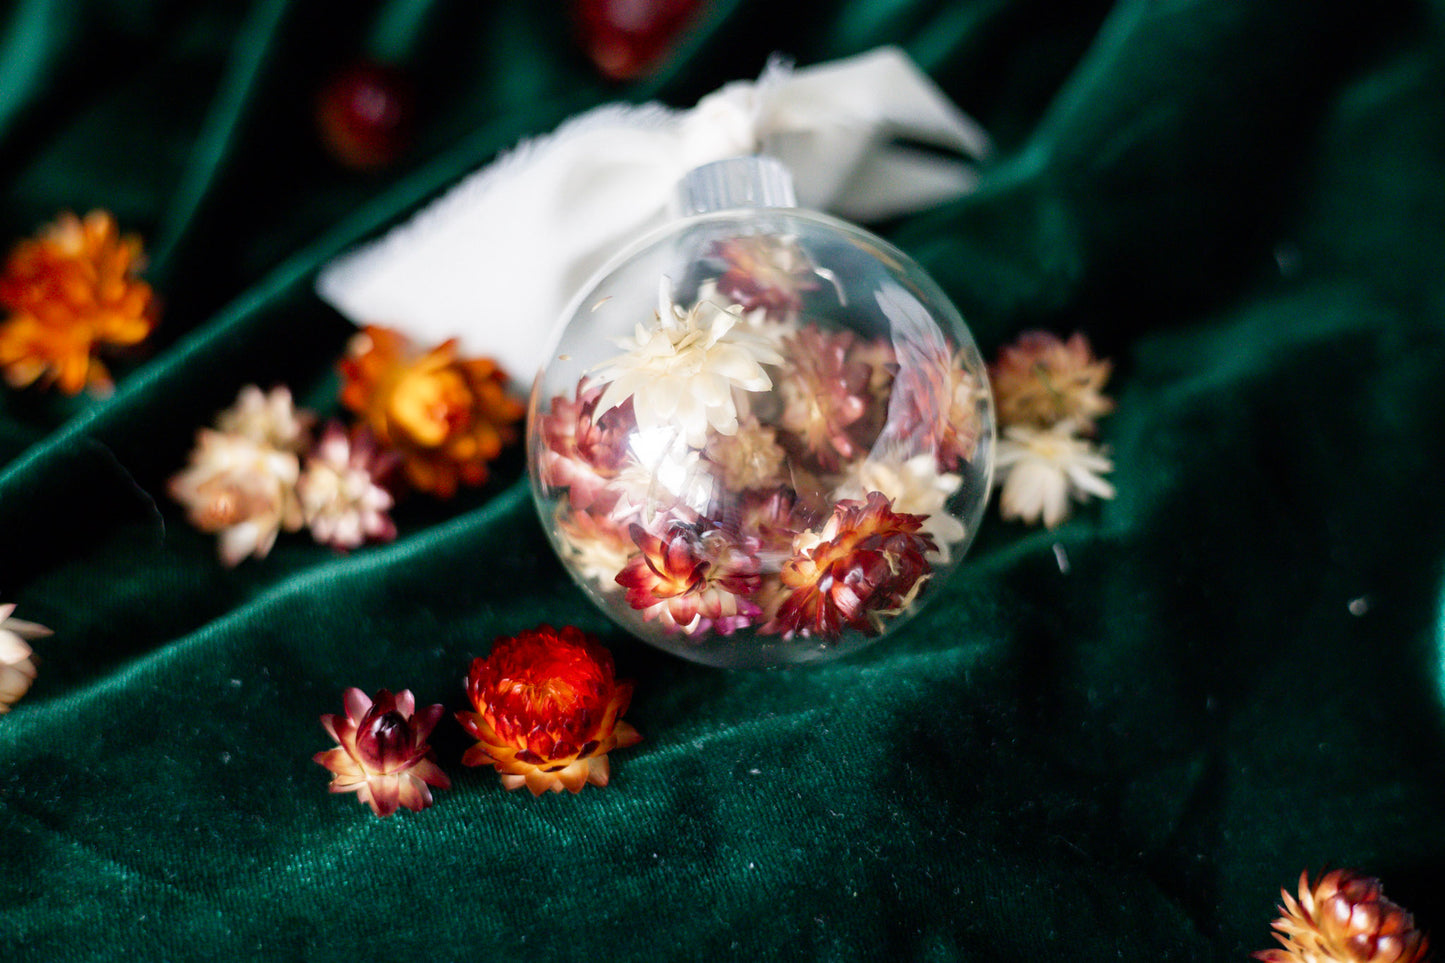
[297,422,398,549]
[615,522,762,635]
[0,603,50,713]
[994,421,1114,528]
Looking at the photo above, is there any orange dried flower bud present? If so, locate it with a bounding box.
[1257,870,1429,963]
[457,624,641,795]
[338,325,524,497]
[0,211,157,394]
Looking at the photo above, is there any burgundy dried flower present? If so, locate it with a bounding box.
[314,688,450,816]
[764,491,935,640]
[458,624,640,795]
[616,521,762,635]
[1256,870,1429,963]
[538,378,636,512]
[729,488,807,563]
[990,330,1113,431]
[777,325,872,470]
[712,234,821,315]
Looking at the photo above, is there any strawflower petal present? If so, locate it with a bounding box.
[0,604,50,714]
[339,325,524,497]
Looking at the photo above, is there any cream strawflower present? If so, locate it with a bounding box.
[214,384,313,452]
[593,280,784,447]
[1,603,50,713]
[168,429,304,565]
[994,421,1114,528]
[297,422,397,549]
[834,453,967,561]
[705,415,787,491]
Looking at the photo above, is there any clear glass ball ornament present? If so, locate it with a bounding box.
[527,157,994,668]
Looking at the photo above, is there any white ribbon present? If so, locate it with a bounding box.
[315,46,989,381]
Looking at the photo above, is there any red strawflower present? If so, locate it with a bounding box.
[764,491,935,640]
[1257,870,1429,963]
[314,688,450,817]
[615,521,762,635]
[458,625,641,795]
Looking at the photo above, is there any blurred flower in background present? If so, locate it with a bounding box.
[0,211,157,395]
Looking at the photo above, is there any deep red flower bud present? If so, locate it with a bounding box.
[315,688,449,816]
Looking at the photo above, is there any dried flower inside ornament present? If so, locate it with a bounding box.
[528,157,995,667]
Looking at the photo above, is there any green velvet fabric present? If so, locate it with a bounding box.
[3,1,1445,959]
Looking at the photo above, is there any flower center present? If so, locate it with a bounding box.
[361,710,413,769]
[390,367,470,446]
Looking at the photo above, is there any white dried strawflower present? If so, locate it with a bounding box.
[1,603,51,713]
[593,280,783,448]
[994,421,1114,529]
[168,429,304,566]
[214,384,314,452]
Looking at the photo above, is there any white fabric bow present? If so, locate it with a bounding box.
[315,46,989,380]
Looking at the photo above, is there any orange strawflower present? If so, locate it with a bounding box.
[457,625,641,795]
[0,211,157,394]
[1257,869,1429,963]
[338,325,524,497]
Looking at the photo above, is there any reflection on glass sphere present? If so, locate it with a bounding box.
[528,193,993,668]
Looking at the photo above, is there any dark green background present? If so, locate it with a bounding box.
[3,0,1444,959]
